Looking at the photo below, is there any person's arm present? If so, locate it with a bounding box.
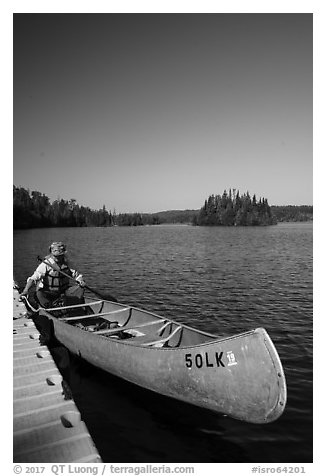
[20,263,47,296]
[20,278,35,296]
[70,269,85,286]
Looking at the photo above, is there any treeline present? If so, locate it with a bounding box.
[270,205,313,222]
[143,206,313,224]
[115,213,160,226]
[13,186,164,229]
[194,190,276,226]
[13,186,312,229]
[13,186,114,228]
[143,209,198,225]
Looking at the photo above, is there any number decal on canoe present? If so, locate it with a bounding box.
[185,352,225,369]
[226,350,238,366]
[185,351,238,369]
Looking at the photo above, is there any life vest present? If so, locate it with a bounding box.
[42,255,72,294]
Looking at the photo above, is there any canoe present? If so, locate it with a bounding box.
[23,295,287,424]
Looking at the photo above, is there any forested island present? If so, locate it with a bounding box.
[13,186,312,229]
[194,190,275,226]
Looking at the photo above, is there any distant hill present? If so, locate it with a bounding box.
[270,205,313,222]
[143,209,198,224]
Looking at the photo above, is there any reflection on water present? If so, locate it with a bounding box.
[14,222,313,462]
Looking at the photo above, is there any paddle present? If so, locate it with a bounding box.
[37,255,118,302]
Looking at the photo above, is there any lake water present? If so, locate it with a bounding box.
[13,223,313,463]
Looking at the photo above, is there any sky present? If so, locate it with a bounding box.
[13,12,312,213]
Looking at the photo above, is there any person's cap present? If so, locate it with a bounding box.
[49,242,66,256]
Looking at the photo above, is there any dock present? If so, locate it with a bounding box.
[13,285,102,463]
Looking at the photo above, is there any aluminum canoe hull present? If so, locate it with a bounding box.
[37,300,287,424]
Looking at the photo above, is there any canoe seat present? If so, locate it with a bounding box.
[119,320,170,345]
[128,325,183,347]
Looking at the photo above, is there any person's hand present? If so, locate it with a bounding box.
[19,291,28,301]
[78,280,86,287]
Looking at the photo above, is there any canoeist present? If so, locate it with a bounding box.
[20,241,86,308]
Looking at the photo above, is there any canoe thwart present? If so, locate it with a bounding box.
[61,307,132,322]
[93,319,172,336]
[46,300,103,312]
